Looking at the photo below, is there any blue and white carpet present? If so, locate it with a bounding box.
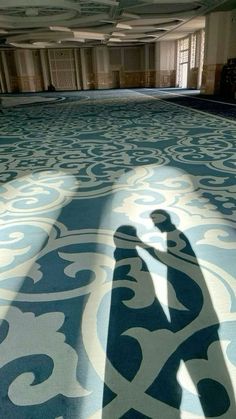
[0,89,235,418]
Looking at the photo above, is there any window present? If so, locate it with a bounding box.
[179,37,189,64]
[190,34,197,68]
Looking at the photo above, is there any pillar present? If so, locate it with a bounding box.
[1,51,11,92]
[40,49,51,91]
[74,49,82,90]
[201,11,231,95]
[93,46,111,89]
[155,41,176,87]
[14,50,38,92]
[197,29,205,89]
[80,48,89,90]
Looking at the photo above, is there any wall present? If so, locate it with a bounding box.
[188,30,205,89]
[108,44,156,89]
[48,49,77,90]
[201,9,236,94]
[93,46,111,89]
[0,42,176,93]
[32,51,44,91]
[155,41,176,87]
[1,50,18,92]
[228,9,236,59]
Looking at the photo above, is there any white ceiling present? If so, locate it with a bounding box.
[0,0,232,48]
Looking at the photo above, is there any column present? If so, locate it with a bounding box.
[155,41,176,87]
[14,50,37,92]
[40,49,51,91]
[201,11,231,95]
[196,29,205,89]
[143,44,150,87]
[1,51,11,92]
[74,49,82,90]
[93,46,111,89]
[80,48,89,90]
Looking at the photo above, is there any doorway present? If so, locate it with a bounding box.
[112,71,120,89]
[180,63,188,88]
[177,37,190,89]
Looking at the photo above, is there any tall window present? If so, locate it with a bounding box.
[190,34,197,68]
[177,37,190,88]
[179,37,189,65]
[177,30,205,89]
[198,30,205,88]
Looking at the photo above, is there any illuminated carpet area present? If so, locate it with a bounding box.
[0,89,235,419]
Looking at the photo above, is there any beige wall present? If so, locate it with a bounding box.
[48,49,77,91]
[228,9,236,58]
[204,12,231,66]
[202,9,236,94]
[107,44,157,88]
[0,42,176,93]
[187,30,205,89]
[155,41,176,87]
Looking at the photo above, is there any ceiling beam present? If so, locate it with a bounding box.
[136,0,202,3]
[0,0,81,10]
[157,0,229,41]
[89,0,119,5]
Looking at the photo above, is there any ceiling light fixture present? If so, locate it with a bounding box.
[9,42,39,49]
[62,38,85,43]
[116,23,132,30]
[25,8,39,17]
[111,32,126,37]
[73,31,106,40]
[32,42,53,46]
[109,37,122,42]
[121,39,138,42]
[92,0,119,5]
[49,26,71,32]
[100,20,116,24]
[121,13,140,19]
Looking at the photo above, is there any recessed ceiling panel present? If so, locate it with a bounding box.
[124,2,202,15]
[0,0,232,48]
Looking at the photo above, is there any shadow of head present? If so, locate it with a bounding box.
[150,209,175,233]
[114,225,138,241]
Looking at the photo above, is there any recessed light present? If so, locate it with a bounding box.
[121,39,138,42]
[74,31,106,40]
[116,23,132,30]
[109,37,122,42]
[49,26,71,32]
[96,0,119,5]
[32,42,52,47]
[25,8,38,17]
[63,38,85,43]
[100,20,116,24]
[111,32,126,37]
[121,13,140,19]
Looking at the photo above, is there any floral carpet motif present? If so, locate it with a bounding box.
[0,89,235,418]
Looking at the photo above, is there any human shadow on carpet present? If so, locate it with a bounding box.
[102,212,235,418]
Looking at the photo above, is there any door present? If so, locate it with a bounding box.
[112,71,120,88]
[180,63,188,88]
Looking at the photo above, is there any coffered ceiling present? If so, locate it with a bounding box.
[0,0,232,48]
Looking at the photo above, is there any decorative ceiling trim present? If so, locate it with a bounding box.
[0,0,234,48]
[0,1,81,12]
[157,0,230,40]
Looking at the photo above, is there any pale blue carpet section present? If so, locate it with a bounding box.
[0,89,235,418]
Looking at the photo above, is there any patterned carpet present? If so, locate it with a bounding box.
[135,89,236,122]
[0,89,235,418]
